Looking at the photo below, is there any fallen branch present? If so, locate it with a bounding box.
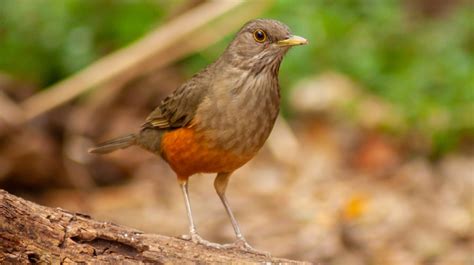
[0,189,309,264]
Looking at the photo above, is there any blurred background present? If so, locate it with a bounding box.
[0,0,472,264]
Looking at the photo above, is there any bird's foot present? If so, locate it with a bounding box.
[223,238,271,257]
[180,233,223,249]
[181,234,270,256]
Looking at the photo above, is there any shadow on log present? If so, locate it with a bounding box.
[0,189,310,264]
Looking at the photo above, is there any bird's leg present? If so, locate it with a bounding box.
[179,180,197,236]
[178,179,222,248]
[214,173,245,241]
[214,172,270,256]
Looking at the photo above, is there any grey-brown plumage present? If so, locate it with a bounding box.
[90,18,307,254]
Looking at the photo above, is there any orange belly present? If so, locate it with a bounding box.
[161,128,253,180]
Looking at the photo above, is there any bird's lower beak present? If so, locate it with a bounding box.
[277,35,308,47]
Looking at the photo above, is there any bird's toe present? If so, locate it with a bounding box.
[180,233,224,249]
[223,238,271,257]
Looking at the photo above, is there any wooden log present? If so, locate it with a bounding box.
[0,189,310,264]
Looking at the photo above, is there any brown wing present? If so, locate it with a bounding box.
[142,72,210,130]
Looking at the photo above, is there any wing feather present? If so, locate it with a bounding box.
[142,70,210,130]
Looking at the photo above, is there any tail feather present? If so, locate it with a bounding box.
[89,134,137,154]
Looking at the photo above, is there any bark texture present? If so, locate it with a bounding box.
[0,189,309,264]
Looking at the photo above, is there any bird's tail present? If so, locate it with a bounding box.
[88,134,137,154]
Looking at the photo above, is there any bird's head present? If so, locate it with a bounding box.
[222,19,307,72]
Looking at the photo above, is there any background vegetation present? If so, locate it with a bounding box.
[1,0,472,154]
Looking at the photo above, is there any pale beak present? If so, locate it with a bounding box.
[277,35,308,47]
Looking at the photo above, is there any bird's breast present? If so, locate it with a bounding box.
[160,127,254,179]
[193,71,280,156]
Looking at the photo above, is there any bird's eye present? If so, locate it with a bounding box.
[253,29,267,43]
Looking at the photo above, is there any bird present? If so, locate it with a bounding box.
[89,18,307,253]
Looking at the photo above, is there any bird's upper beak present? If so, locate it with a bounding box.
[277,35,308,47]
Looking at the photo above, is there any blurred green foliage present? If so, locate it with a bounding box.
[0,0,172,85]
[0,0,472,153]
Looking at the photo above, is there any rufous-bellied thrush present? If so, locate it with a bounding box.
[90,19,307,253]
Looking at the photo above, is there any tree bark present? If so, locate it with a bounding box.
[0,189,310,264]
